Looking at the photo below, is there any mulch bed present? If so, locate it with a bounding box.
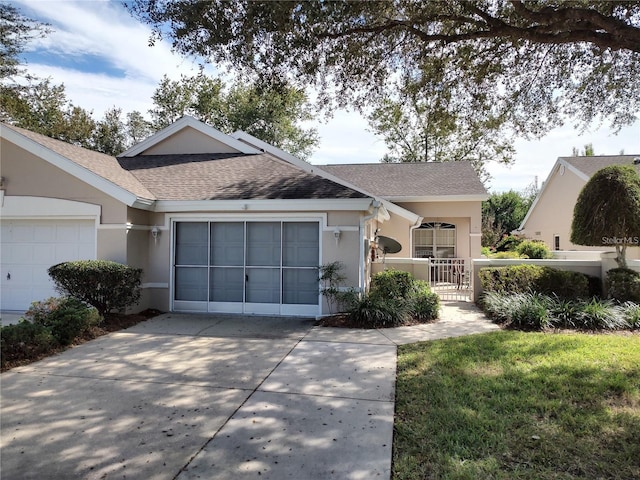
[0,309,162,372]
[315,313,438,329]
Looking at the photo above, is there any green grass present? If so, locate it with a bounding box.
[393,332,640,479]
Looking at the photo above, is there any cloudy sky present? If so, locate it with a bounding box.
[12,0,640,193]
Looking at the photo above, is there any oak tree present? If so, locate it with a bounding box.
[129,0,640,154]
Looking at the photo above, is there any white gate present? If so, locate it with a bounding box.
[427,258,473,301]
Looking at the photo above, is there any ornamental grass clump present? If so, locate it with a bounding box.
[347,270,439,328]
[481,290,639,331]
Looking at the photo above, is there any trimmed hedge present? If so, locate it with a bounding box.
[48,260,142,316]
[606,268,640,303]
[478,264,590,299]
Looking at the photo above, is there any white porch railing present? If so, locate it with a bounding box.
[371,257,473,301]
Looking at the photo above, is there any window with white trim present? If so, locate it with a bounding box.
[413,222,456,258]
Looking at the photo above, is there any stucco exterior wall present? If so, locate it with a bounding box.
[1,138,127,224]
[519,166,586,250]
[142,128,240,155]
[379,201,482,259]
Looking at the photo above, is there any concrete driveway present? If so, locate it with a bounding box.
[0,313,397,480]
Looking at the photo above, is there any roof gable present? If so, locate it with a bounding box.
[560,155,640,179]
[121,116,261,157]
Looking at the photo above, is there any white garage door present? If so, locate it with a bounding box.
[0,220,96,312]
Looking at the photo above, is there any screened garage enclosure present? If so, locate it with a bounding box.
[173,220,320,316]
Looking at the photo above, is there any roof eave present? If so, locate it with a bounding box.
[152,198,375,213]
[2,125,144,208]
[384,194,489,202]
[121,116,262,157]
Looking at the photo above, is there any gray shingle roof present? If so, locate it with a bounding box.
[561,155,640,177]
[320,161,487,198]
[4,124,156,201]
[118,153,368,200]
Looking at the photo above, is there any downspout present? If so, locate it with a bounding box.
[359,200,381,295]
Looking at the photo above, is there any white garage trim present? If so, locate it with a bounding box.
[1,196,101,219]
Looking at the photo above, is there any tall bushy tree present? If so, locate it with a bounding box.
[571,165,640,268]
[129,0,640,163]
[482,189,535,247]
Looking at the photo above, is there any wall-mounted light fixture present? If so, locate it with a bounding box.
[151,225,160,245]
[334,227,342,245]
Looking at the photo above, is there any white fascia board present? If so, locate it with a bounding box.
[121,116,262,157]
[384,194,489,202]
[2,126,140,207]
[380,199,420,224]
[153,198,374,213]
[558,157,590,181]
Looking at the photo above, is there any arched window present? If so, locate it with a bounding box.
[413,222,456,258]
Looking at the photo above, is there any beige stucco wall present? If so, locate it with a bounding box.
[142,127,240,155]
[1,138,128,224]
[379,200,482,259]
[519,166,585,250]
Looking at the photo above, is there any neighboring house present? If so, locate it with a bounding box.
[0,117,487,315]
[516,155,640,258]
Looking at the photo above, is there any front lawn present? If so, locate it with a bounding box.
[394,331,640,479]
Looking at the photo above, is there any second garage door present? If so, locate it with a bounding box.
[0,219,96,312]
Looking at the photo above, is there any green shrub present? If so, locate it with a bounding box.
[0,321,57,368]
[494,234,524,252]
[481,292,635,331]
[48,260,142,316]
[515,240,552,259]
[606,268,640,303]
[479,265,590,298]
[489,251,523,259]
[370,269,415,300]
[479,264,544,293]
[482,291,552,330]
[622,302,640,329]
[347,272,439,327]
[577,298,627,330]
[26,297,100,346]
[537,268,590,298]
[348,295,410,328]
[548,296,582,329]
[409,280,440,321]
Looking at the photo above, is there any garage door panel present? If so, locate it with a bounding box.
[33,224,57,242]
[33,244,56,264]
[1,220,96,311]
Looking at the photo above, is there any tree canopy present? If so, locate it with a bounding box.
[571,164,640,268]
[482,189,536,247]
[150,74,318,159]
[129,0,640,150]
